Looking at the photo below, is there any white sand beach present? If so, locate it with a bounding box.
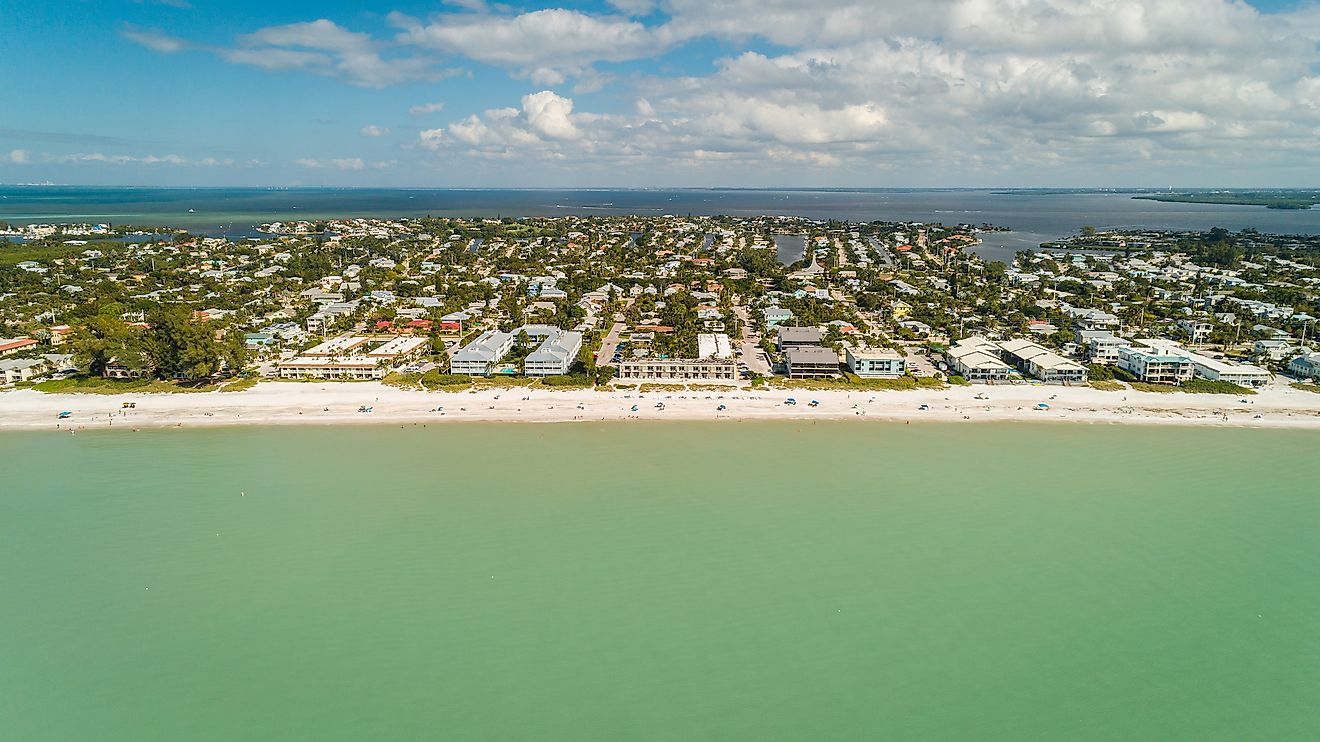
[3,381,1320,431]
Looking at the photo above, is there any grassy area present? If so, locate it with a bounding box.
[767,373,945,391]
[1127,382,1180,394]
[537,374,596,389]
[420,371,473,390]
[382,372,423,390]
[218,376,262,393]
[1089,380,1126,391]
[1290,382,1320,394]
[638,384,690,393]
[1180,379,1256,395]
[1126,379,1256,395]
[31,376,222,394]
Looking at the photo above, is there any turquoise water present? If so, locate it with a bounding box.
[2,422,1318,740]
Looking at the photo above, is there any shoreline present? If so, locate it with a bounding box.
[4,382,1320,432]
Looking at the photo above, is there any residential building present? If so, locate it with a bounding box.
[1117,344,1195,385]
[277,357,385,380]
[697,333,734,360]
[845,347,907,378]
[0,357,50,385]
[998,338,1089,384]
[785,346,840,378]
[0,337,38,357]
[616,358,738,381]
[776,326,825,351]
[946,337,1012,382]
[524,328,584,376]
[1255,340,1296,362]
[450,330,515,376]
[761,306,794,327]
[1076,330,1124,365]
[1177,319,1215,343]
[1288,352,1320,380]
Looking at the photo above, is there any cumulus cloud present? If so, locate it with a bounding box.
[7,149,30,164]
[360,124,390,137]
[119,0,1320,182]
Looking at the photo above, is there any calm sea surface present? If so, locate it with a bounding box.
[2,422,1318,741]
[4,187,1320,261]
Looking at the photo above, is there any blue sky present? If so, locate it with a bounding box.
[2,0,1319,187]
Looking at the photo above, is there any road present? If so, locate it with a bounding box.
[732,305,773,376]
[867,236,897,268]
[596,316,628,367]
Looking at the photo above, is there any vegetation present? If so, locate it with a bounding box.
[219,376,261,393]
[31,376,220,394]
[1180,379,1257,395]
[1088,380,1125,391]
[1290,382,1320,394]
[1134,192,1318,210]
[420,371,473,390]
[768,373,944,391]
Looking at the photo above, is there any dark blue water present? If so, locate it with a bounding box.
[4,187,1319,262]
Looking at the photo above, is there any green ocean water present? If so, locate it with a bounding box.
[2,422,1318,741]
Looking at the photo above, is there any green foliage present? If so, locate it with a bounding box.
[420,371,473,390]
[31,377,219,394]
[1089,380,1125,391]
[538,374,595,388]
[219,376,261,393]
[1180,379,1257,395]
[1087,363,1116,381]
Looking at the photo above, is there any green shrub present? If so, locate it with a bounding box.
[419,371,472,390]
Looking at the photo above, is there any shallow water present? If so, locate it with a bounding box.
[2,422,1318,740]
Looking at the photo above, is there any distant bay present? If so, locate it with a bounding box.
[5,187,1320,261]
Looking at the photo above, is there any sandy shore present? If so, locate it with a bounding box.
[3,381,1320,431]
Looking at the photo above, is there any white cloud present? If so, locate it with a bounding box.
[296,157,367,170]
[48,152,191,165]
[360,124,391,137]
[408,102,447,115]
[124,19,462,88]
[521,91,580,140]
[7,149,30,164]
[120,25,189,54]
[120,1,1320,182]
[396,9,669,78]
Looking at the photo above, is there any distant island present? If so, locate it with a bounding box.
[1134,191,1319,210]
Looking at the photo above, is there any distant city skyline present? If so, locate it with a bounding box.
[3,0,1319,188]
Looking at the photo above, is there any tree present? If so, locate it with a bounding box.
[72,314,142,376]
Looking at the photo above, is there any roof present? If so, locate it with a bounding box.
[785,346,839,363]
[777,326,824,343]
[453,330,513,363]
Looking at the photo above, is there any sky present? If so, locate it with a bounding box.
[2,0,1319,188]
